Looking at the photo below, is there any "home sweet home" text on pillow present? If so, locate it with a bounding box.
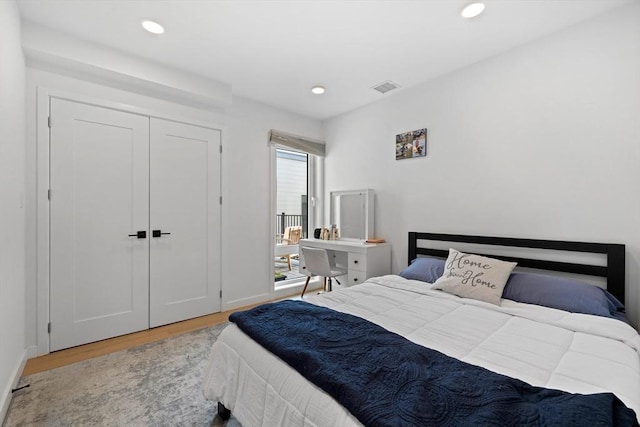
[432,249,517,305]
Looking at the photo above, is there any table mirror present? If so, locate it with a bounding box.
[329,189,374,241]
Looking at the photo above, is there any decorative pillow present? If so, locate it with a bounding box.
[502,272,626,319]
[399,257,445,283]
[432,249,517,305]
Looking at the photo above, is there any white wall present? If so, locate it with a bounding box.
[323,3,640,327]
[21,22,232,110]
[0,0,27,420]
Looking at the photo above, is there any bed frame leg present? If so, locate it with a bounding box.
[217,402,231,420]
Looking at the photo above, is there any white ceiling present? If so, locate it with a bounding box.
[16,0,634,120]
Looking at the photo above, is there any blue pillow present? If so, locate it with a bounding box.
[502,272,625,319]
[399,257,445,283]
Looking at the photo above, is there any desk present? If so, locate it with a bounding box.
[299,239,391,287]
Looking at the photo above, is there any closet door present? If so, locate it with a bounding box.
[149,118,221,327]
[49,98,150,351]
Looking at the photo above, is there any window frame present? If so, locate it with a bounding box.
[269,144,324,297]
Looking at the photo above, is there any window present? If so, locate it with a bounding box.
[268,130,324,291]
[274,149,308,286]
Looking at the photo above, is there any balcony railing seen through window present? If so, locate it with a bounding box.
[276,213,307,238]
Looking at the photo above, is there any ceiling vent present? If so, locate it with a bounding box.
[372,81,400,94]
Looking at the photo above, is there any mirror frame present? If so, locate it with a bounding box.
[329,189,374,241]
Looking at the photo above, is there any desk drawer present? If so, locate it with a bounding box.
[348,252,367,272]
[347,270,366,286]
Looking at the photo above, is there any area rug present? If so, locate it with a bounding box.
[4,323,242,426]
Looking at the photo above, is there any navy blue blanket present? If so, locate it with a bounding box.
[230,300,638,427]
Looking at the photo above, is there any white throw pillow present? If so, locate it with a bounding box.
[432,249,517,305]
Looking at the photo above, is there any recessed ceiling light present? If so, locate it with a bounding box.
[461,3,485,19]
[311,85,325,95]
[142,20,165,34]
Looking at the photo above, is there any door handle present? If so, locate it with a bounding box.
[152,230,171,238]
[128,231,147,239]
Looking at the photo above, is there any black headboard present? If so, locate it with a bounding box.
[408,232,626,302]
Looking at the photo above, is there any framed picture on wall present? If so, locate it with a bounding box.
[395,128,427,160]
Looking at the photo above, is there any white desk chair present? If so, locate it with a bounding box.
[300,246,347,298]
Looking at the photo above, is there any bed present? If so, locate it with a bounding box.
[203,232,640,426]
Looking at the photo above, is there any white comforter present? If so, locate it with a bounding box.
[203,275,640,426]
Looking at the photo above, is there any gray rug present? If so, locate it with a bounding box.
[4,324,242,426]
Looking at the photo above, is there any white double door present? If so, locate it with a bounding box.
[49,98,221,351]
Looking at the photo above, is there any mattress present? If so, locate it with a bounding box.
[203,275,640,426]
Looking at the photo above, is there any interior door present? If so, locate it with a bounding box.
[49,98,150,351]
[149,118,221,327]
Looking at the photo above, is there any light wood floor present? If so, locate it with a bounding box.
[22,298,286,376]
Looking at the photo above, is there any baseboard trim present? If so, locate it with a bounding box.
[223,279,325,311]
[0,348,28,424]
[25,345,38,359]
[223,293,270,311]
